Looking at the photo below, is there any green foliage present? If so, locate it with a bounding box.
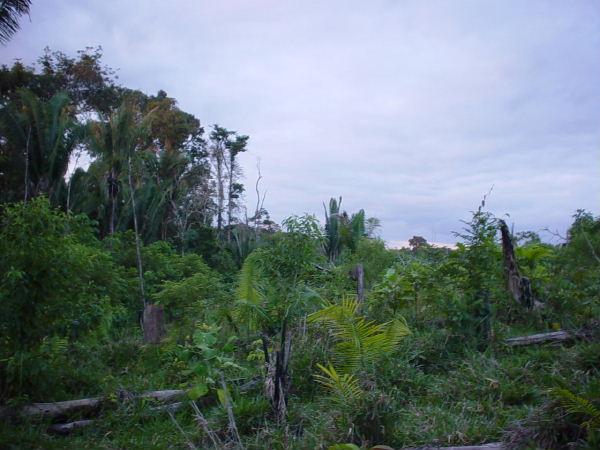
[170,324,242,400]
[235,216,324,334]
[0,197,126,400]
[152,260,224,335]
[0,0,31,43]
[314,363,362,406]
[328,444,361,450]
[235,251,269,332]
[349,238,397,289]
[0,89,78,205]
[550,388,600,430]
[310,298,410,373]
[370,260,436,320]
[323,197,368,264]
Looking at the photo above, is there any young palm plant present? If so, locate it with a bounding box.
[309,297,410,373]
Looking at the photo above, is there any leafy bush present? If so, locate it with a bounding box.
[0,198,126,400]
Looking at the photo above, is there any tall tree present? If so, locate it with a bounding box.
[208,125,234,237]
[0,90,76,205]
[142,91,203,241]
[86,115,125,235]
[323,197,367,263]
[87,101,159,341]
[225,133,248,241]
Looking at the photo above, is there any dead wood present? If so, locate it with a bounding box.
[504,330,574,346]
[351,263,365,303]
[47,419,95,435]
[143,303,166,344]
[403,443,503,450]
[499,220,533,309]
[0,389,186,420]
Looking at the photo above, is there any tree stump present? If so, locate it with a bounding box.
[143,304,165,344]
[351,263,365,303]
[499,220,533,308]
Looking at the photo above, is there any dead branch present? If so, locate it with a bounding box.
[46,419,95,436]
[402,443,503,450]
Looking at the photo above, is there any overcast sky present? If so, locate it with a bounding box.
[3,1,599,246]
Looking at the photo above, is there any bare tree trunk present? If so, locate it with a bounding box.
[143,304,165,344]
[107,169,118,235]
[267,321,292,424]
[128,155,164,344]
[24,125,31,202]
[226,153,235,243]
[66,146,83,213]
[351,263,365,303]
[253,160,267,241]
[215,146,225,236]
[127,156,146,307]
[499,220,533,309]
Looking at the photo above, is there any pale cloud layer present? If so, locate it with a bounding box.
[3,1,600,244]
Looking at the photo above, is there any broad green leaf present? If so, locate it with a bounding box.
[187,383,208,400]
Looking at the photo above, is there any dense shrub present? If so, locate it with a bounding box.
[0,198,127,400]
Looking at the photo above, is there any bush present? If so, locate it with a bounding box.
[0,198,125,401]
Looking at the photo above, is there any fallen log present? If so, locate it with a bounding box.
[4,397,104,421]
[505,330,575,347]
[141,389,185,403]
[1,376,261,421]
[45,400,189,436]
[47,419,95,435]
[150,401,186,414]
[0,389,186,421]
[504,320,599,347]
[403,443,503,450]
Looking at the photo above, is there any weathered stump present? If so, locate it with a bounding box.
[499,220,533,308]
[143,304,165,344]
[351,263,365,303]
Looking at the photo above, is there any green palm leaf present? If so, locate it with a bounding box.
[314,363,362,404]
[309,298,410,373]
[550,388,600,430]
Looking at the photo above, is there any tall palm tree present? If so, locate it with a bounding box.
[142,148,189,241]
[87,113,126,235]
[2,90,76,205]
[0,0,31,44]
[87,103,156,341]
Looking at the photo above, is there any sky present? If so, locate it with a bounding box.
[2,0,600,246]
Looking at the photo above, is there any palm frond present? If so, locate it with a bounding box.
[308,297,358,323]
[309,298,410,373]
[234,253,267,330]
[550,388,600,430]
[0,0,31,43]
[314,363,362,404]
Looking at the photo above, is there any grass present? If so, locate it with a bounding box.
[1,323,597,449]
